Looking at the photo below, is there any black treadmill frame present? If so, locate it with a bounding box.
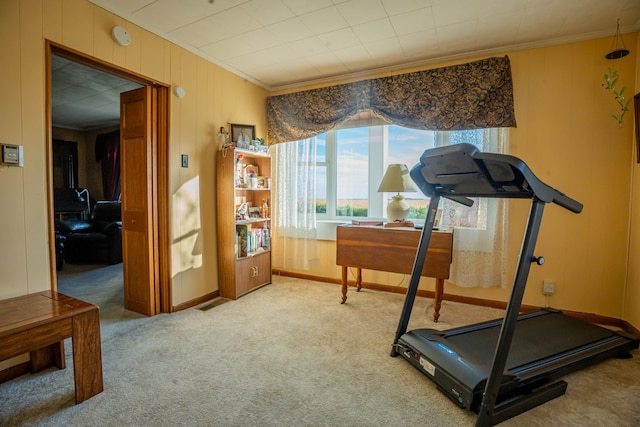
[390,143,636,427]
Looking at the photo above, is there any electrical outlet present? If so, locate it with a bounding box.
[543,281,554,295]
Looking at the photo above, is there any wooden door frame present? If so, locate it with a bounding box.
[45,41,172,313]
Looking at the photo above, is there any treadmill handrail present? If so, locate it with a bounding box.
[473,150,582,213]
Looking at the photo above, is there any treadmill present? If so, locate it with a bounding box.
[390,143,639,427]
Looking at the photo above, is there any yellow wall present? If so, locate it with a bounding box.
[0,0,268,308]
[625,34,640,329]
[274,35,639,325]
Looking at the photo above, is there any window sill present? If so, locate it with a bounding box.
[316,220,348,241]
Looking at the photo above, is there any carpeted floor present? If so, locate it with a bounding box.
[1,264,638,426]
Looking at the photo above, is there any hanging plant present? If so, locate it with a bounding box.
[602,67,632,125]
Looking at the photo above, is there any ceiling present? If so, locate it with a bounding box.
[54,0,640,130]
[51,55,142,130]
[91,0,640,90]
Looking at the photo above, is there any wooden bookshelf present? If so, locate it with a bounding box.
[216,148,272,299]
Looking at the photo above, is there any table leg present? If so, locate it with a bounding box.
[356,268,362,292]
[30,341,65,372]
[433,278,444,322]
[72,308,103,404]
[341,266,348,304]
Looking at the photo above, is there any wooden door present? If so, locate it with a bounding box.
[120,87,158,315]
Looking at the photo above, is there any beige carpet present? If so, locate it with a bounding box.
[1,264,638,426]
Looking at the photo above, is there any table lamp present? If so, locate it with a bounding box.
[377,164,418,222]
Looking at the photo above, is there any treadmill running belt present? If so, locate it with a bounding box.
[444,311,615,369]
[398,309,637,416]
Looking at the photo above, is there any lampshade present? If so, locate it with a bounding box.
[378,164,417,222]
[377,164,418,193]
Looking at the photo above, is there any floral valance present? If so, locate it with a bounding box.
[267,56,516,144]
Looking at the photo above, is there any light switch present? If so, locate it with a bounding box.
[181,154,188,168]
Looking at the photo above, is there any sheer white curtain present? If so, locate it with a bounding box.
[272,140,320,270]
[437,128,510,288]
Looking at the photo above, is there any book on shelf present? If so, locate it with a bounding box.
[236,224,249,258]
[351,219,383,226]
[236,224,270,258]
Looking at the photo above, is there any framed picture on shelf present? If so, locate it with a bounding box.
[257,176,266,188]
[248,207,262,218]
[231,124,255,148]
[245,165,259,177]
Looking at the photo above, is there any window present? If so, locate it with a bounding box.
[310,125,430,220]
[310,124,491,228]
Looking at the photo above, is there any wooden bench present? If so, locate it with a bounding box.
[0,291,103,404]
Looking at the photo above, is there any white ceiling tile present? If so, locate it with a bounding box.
[304,50,341,66]
[389,7,435,36]
[317,28,362,50]
[436,20,478,52]
[246,64,291,86]
[557,2,632,38]
[515,6,571,43]
[364,38,406,65]
[287,36,331,57]
[262,44,305,63]
[225,51,275,71]
[265,57,317,80]
[431,0,478,27]
[304,52,351,75]
[476,12,521,48]
[267,17,315,43]
[90,0,155,14]
[169,7,262,46]
[352,18,396,44]
[332,45,377,71]
[398,29,439,58]
[305,52,349,79]
[296,67,328,80]
[476,0,526,18]
[281,0,334,15]
[131,0,238,32]
[240,0,296,26]
[336,0,388,26]
[236,27,283,51]
[200,37,257,61]
[381,0,432,16]
[298,5,349,34]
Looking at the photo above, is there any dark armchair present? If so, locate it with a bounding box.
[58,201,123,265]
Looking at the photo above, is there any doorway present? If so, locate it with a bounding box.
[46,42,171,314]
